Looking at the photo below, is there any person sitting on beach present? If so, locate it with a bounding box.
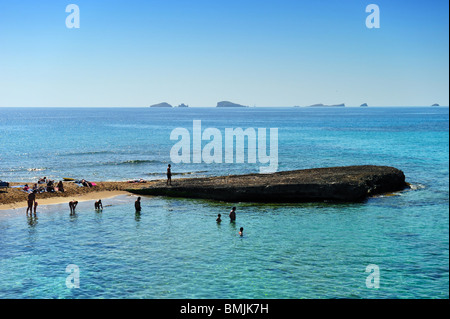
[46,180,55,192]
[167,164,172,186]
[95,200,103,210]
[69,200,78,214]
[127,179,147,184]
[26,191,36,215]
[38,177,47,184]
[57,181,64,193]
[32,184,38,192]
[216,214,222,223]
[23,184,30,192]
[229,207,236,222]
[239,227,244,237]
[81,179,91,187]
[135,197,142,212]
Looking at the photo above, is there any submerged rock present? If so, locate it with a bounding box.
[128,165,407,203]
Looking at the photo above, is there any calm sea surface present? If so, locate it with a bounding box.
[0,107,448,298]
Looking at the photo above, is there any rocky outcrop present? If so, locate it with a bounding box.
[128,165,407,203]
[216,101,248,108]
[360,103,368,107]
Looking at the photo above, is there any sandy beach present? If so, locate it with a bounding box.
[0,181,154,211]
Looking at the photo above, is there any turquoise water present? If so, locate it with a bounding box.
[0,107,448,298]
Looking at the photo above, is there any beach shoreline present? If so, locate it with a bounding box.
[0,181,154,212]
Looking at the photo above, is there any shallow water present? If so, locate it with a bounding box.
[0,107,448,298]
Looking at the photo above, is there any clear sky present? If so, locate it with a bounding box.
[0,0,448,107]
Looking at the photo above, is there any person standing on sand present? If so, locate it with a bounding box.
[229,207,236,222]
[167,164,172,186]
[26,190,36,215]
[135,197,142,212]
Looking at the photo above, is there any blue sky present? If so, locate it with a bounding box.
[0,0,448,107]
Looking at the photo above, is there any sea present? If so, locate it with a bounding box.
[0,106,448,298]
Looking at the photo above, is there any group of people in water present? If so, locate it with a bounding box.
[216,206,244,236]
[26,165,244,235]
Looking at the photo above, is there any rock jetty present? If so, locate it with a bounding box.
[128,165,407,203]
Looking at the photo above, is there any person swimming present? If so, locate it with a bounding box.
[216,214,222,223]
[239,227,244,237]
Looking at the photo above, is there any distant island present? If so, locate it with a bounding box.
[360,103,368,107]
[216,101,248,108]
[177,103,189,108]
[150,102,172,108]
[431,103,440,107]
[307,103,345,107]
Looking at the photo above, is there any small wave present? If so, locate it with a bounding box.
[117,160,162,166]
[58,150,115,157]
[27,168,47,172]
[2,167,47,173]
[407,183,426,191]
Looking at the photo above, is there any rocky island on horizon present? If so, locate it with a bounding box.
[216,101,248,108]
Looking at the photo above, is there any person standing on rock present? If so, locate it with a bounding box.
[167,164,172,186]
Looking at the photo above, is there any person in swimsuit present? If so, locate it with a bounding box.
[69,200,78,214]
[216,214,222,223]
[239,227,244,237]
[229,207,236,222]
[26,191,36,215]
[167,164,172,186]
[95,199,103,210]
[135,197,142,212]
